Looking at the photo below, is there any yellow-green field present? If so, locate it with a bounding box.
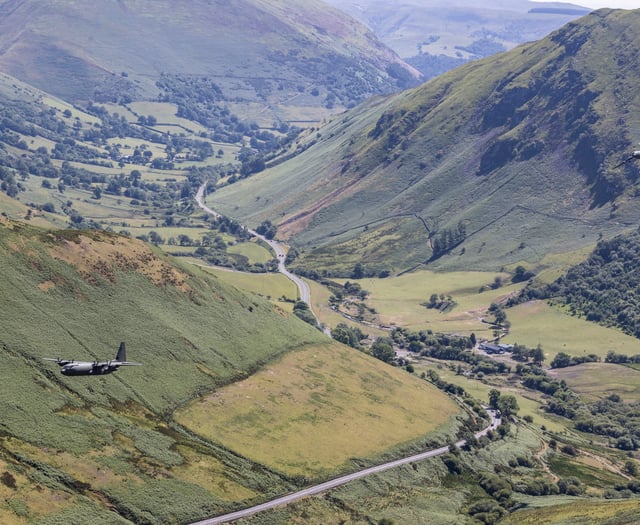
[128,101,208,134]
[347,270,523,333]
[503,300,640,362]
[227,241,273,264]
[549,362,640,403]
[176,342,460,477]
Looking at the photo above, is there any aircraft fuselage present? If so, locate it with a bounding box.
[61,362,119,375]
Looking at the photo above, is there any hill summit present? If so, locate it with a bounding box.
[206,8,640,276]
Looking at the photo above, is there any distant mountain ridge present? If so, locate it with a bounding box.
[0,0,420,112]
[326,0,590,79]
[206,8,640,276]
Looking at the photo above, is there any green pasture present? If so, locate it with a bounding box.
[549,362,640,403]
[98,102,138,121]
[177,342,461,478]
[107,137,168,158]
[21,134,57,153]
[227,241,273,264]
[340,269,522,333]
[308,279,386,337]
[503,301,640,362]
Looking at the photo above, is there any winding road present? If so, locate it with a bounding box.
[190,410,501,525]
[195,184,310,303]
[192,184,502,523]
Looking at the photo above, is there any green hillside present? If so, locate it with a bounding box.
[0,217,318,522]
[206,8,640,277]
[0,218,465,524]
[0,0,419,117]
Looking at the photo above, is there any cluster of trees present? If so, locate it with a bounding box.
[430,222,467,260]
[330,323,367,349]
[423,293,456,312]
[256,220,277,240]
[292,301,316,327]
[512,227,640,338]
[513,362,640,450]
[550,351,600,368]
[155,73,300,157]
[604,350,640,364]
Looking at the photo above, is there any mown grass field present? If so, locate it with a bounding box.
[176,342,461,478]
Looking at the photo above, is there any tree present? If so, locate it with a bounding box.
[530,344,545,366]
[550,352,572,368]
[489,389,501,409]
[351,262,364,279]
[497,394,519,417]
[293,301,316,326]
[371,337,395,363]
[256,220,277,240]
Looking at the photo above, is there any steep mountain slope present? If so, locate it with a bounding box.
[0,218,461,523]
[0,0,419,112]
[206,8,640,276]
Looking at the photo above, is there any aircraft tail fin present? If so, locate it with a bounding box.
[116,342,126,362]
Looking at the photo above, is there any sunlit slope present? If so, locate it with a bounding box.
[177,343,460,478]
[0,219,324,413]
[0,218,463,523]
[0,219,322,522]
[208,9,640,275]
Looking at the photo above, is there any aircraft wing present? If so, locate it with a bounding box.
[42,357,74,366]
[113,361,143,366]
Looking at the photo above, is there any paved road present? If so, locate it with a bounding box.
[195,184,310,303]
[189,410,501,525]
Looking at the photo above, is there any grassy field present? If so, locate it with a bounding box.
[500,498,640,524]
[227,240,273,264]
[549,363,640,403]
[351,269,522,333]
[176,342,461,478]
[503,300,640,362]
[411,359,568,434]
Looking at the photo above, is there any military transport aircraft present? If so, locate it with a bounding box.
[43,342,142,376]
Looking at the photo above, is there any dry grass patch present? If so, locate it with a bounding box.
[46,233,191,291]
[177,343,460,477]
